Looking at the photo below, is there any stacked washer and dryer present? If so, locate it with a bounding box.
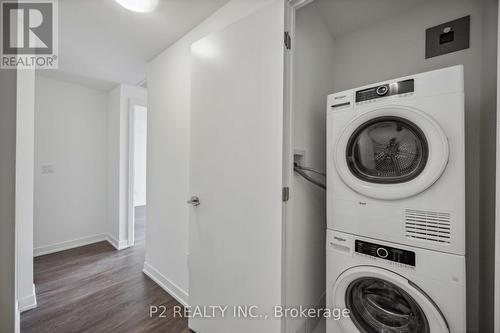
[326,66,466,333]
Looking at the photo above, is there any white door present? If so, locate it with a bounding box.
[188,1,285,333]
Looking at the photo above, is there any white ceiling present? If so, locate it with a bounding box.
[40,0,229,90]
[314,0,429,38]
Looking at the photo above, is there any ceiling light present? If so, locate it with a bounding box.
[114,0,158,13]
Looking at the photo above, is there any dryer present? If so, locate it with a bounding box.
[326,230,466,333]
[326,66,465,255]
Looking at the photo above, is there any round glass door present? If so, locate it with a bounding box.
[333,107,449,200]
[346,277,430,333]
[346,117,428,184]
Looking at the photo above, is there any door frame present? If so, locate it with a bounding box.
[127,97,147,247]
[282,1,316,333]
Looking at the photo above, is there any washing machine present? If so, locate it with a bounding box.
[326,230,466,333]
[326,66,465,255]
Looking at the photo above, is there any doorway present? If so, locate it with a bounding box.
[285,1,498,332]
[128,102,148,247]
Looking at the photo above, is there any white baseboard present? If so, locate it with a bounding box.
[18,284,37,312]
[106,233,129,250]
[34,234,108,257]
[143,262,188,306]
[34,233,131,257]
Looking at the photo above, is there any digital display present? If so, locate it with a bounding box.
[355,79,414,103]
[355,240,416,266]
[395,79,415,95]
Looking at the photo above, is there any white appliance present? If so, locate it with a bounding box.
[326,230,466,333]
[326,66,465,255]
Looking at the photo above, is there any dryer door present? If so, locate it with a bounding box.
[334,106,449,200]
[332,266,449,333]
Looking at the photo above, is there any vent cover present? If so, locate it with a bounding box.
[405,209,451,244]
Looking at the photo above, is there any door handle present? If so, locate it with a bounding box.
[187,196,200,207]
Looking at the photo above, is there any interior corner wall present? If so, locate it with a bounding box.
[0,68,17,333]
[286,4,334,333]
[16,69,36,312]
[329,1,494,331]
[146,0,278,303]
[107,84,147,247]
[34,76,108,254]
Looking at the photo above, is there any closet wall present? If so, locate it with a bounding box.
[478,1,498,332]
[287,4,335,333]
[291,0,497,332]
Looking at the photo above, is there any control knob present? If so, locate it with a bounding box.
[376,85,389,96]
[376,247,389,259]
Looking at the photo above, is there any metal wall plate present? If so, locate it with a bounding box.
[425,16,470,59]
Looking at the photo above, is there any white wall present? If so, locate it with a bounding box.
[326,1,495,331]
[34,76,108,255]
[133,105,147,207]
[107,84,147,248]
[0,67,17,333]
[146,0,276,303]
[286,4,335,333]
[16,69,36,313]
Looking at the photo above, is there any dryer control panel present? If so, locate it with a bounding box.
[355,79,414,103]
[355,240,415,266]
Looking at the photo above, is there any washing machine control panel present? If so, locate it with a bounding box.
[355,79,414,103]
[355,240,415,267]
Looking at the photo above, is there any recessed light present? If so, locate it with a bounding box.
[115,0,158,13]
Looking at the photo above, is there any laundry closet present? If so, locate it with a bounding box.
[284,1,498,333]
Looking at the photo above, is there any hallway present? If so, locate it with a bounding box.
[21,207,189,333]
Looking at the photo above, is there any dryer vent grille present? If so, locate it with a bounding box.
[405,209,451,244]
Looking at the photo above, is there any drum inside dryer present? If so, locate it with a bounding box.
[346,116,429,184]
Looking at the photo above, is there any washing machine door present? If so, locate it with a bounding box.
[334,106,449,200]
[332,266,449,333]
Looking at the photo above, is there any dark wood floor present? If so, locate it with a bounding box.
[21,206,191,333]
